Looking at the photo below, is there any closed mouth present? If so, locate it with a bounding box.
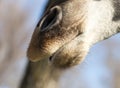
[48,32,82,62]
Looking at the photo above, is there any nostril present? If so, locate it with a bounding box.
[49,56,53,61]
[38,6,62,32]
[41,9,57,30]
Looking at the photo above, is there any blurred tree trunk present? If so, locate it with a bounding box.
[20,0,63,88]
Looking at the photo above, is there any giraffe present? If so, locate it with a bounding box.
[27,0,120,68]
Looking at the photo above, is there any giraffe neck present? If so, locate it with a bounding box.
[83,0,120,46]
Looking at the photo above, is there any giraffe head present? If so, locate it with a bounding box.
[27,0,120,68]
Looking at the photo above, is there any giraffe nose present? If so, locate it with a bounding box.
[38,6,62,32]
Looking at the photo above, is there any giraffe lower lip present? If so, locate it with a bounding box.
[48,32,81,63]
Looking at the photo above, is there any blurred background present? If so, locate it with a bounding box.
[0,0,120,88]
